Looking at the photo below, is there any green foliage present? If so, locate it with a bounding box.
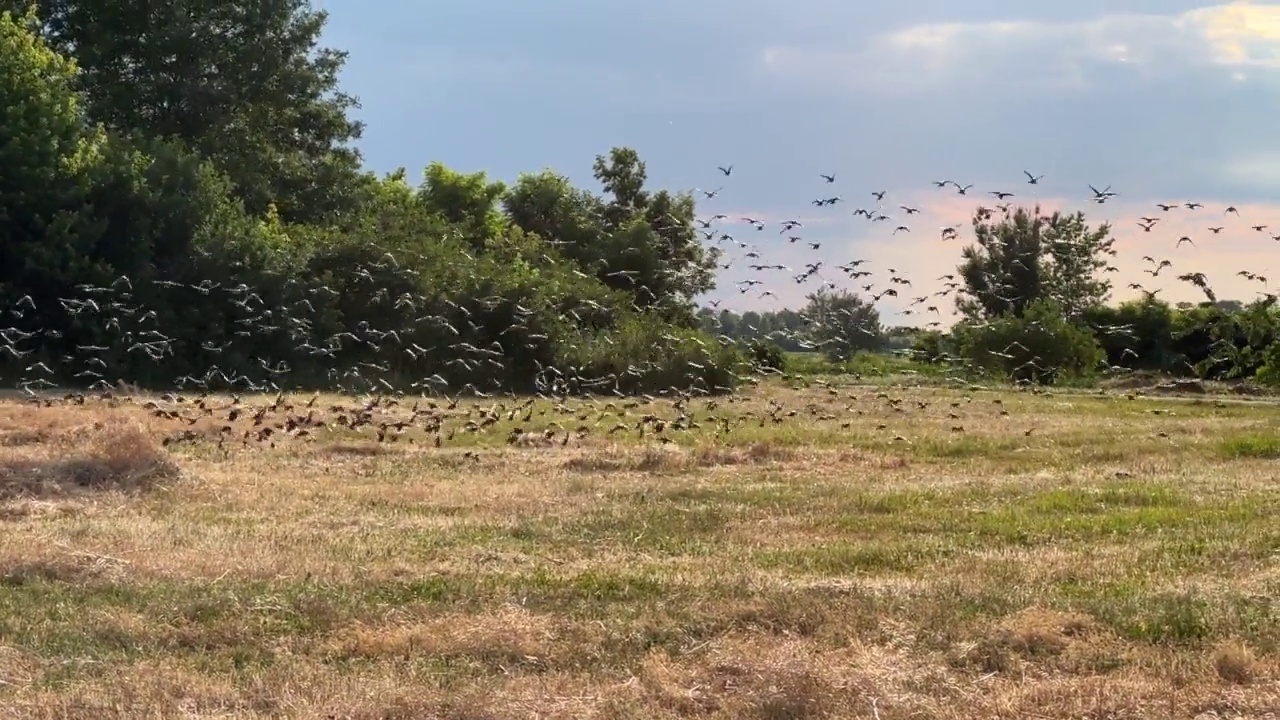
[745,339,787,373]
[844,351,946,379]
[910,330,954,364]
[0,7,100,290]
[0,3,746,396]
[802,288,882,362]
[697,307,810,351]
[953,299,1104,384]
[1257,341,1280,387]
[1169,299,1280,380]
[6,0,368,224]
[503,149,720,319]
[11,2,1280,396]
[958,206,1112,321]
[1082,298,1177,371]
[420,162,508,246]
[559,316,745,395]
[782,352,835,376]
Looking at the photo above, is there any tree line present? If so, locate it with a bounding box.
[915,206,1280,386]
[0,3,746,395]
[700,203,1280,388]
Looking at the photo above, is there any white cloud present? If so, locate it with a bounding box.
[758,2,1280,95]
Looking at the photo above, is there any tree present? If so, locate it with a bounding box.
[1174,297,1280,380]
[1,9,277,387]
[1256,338,1280,387]
[595,148,719,314]
[957,205,1112,321]
[802,288,882,362]
[503,148,720,321]
[6,0,367,224]
[0,7,107,331]
[418,162,508,247]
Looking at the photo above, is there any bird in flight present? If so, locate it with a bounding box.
[1089,184,1118,202]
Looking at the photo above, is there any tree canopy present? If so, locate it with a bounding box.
[2,0,368,225]
[957,205,1113,321]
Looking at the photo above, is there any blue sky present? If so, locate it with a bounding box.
[315,0,1280,322]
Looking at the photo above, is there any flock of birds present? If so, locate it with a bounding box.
[695,167,1273,327]
[1,165,1276,453]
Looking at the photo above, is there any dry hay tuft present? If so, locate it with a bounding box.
[0,416,179,500]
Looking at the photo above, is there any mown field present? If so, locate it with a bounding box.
[0,378,1278,719]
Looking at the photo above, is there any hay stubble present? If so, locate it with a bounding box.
[0,382,1277,718]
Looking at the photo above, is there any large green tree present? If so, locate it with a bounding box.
[802,288,882,362]
[957,205,1112,321]
[5,0,367,224]
[1,9,270,386]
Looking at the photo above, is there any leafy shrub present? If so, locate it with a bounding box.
[746,339,787,373]
[560,315,745,395]
[1255,341,1280,387]
[954,299,1104,384]
[910,330,952,364]
[1082,298,1176,371]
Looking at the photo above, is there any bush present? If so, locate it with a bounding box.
[1255,341,1280,387]
[560,315,746,395]
[746,339,787,373]
[910,330,952,364]
[1082,298,1176,371]
[954,299,1104,384]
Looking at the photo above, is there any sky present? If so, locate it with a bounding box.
[313,0,1280,325]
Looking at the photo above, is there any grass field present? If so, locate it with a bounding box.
[0,379,1278,718]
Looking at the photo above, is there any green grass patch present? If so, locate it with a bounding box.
[1218,432,1280,459]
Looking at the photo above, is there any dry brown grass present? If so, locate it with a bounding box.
[0,382,1277,718]
[0,400,179,501]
